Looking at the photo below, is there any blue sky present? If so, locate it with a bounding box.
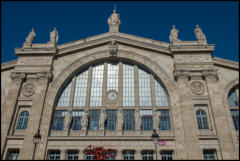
[1,1,239,63]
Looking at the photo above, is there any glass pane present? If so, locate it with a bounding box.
[155,79,169,106]
[196,110,209,129]
[57,82,72,107]
[138,68,152,106]
[228,88,239,106]
[52,111,67,130]
[231,110,239,130]
[88,110,101,130]
[73,70,88,107]
[123,110,135,130]
[90,64,104,106]
[107,62,119,92]
[158,110,171,130]
[16,111,29,129]
[105,110,117,130]
[123,63,135,106]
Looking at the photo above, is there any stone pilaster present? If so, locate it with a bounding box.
[19,72,52,160]
[202,70,237,159]
[174,70,201,159]
[1,72,25,158]
[60,149,66,160]
[135,150,142,160]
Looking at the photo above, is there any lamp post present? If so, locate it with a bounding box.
[151,129,159,160]
[33,129,41,159]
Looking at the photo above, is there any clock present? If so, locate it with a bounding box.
[107,90,118,100]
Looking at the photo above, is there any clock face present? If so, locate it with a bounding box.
[108,91,117,100]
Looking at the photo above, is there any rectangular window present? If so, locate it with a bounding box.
[67,150,79,160]
[203,149,216,160]
[90,64,104,106]
[140,110,153,131]
[88,110,101,130]
[142,150,154,160]
[158,110,171,130]
[230,110,239,130]
[123,110,135,130]
[73,70,88,107]
[57,82,72,107]
[7,149,19,160]
[52,111,67,130]
[106,151,117,160]
[71,111,84,130]
[123,63,135,106]
[161,150,173,160]
[123,150,135,160]
[138,68,152,106]
[85,154,94,160]
[105,110,117,130]
[155,79,169,106]
[107,62,119,92]
[48,150,60,160]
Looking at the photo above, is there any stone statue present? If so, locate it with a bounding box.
[194,24,207,44]
[99,109,106,130]
[117,109,123,131]
[108,9,121,26]
[49,27,59,44]
[81,110,88,130]
[134,109,141,130]
[169,25,179,43]
[25,28,36,43]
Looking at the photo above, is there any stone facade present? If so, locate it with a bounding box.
[1,10,239,160]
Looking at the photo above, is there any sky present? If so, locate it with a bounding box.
[1,1,239,63]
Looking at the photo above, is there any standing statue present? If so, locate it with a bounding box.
[194,24,207,43]
[81,110,88,130]
[25,28,36,43]
[169,25,180,43]
[117,109,123,131]
[108,9,121,26]
[134,109,141,130]
[99,109,107,130]
[49,27,59,44]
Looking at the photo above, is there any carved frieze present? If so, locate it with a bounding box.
[202,69,218,79]
[191,81,205,95]
[22,83,36,97]
[10,72,26,81]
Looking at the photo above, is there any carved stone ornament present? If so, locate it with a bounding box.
[37,72,53,80]
[108,40,118,56]
[174,70,191,80]
[22,83,36,97]
[202,69,218,79]
[191,81,205,95]
[10,72,26,81]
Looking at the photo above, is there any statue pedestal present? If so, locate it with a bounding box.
[23,42,32,48]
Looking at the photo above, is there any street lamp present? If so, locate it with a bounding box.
[151,129,159,160]
[33,129,41,159]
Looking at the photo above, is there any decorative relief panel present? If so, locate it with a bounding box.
[191,81,205,95]
[22,83,36,97]
[18,56,52,65]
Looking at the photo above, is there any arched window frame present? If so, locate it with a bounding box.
[196,110,209,129]
[16,111,29,130]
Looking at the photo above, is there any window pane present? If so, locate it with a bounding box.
[228,88,239,106]
[123,151,135,160]
[48,151,60,160]
[161,151,173,160]
[90,64,104,106]
[123,110,135,130]
[88,110,101,130]
[155,79,169,106]
[142,151,153,160]
[203,150,216,160]
[7,149,19,160]
[73,70,88,107]
[67,151,79,160]
[231,110,239,130]
[105,110,117,130]
[140,110,153,131]
[52,111,67,130]
[107,62,119,92]
[123,63,135,106]
[85,154,94,160]
[158,110,171,130]
[138,68,152,106]
[57,81,72,107]
[196,110,209,129]
[71,111,84,130]
[16,111,29,129]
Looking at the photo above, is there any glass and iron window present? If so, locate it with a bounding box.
[73,70,88,107]
[138,68,152,106]
[140,110,153,131]
[203,149,216,160]
[7,149,19,160]
[16,111,29,129]
[158,110,171,130]
[161,150,173,160]
[230,110,239,130]
[196,110,209,129]
[52,111,67,130]
[142,151,154,160]
[123,150,135,160]
[155,79,169,106]
[71,111,84,130]
[85,154,94,160]
[123,63,135,106]
[57,82,72,107]
[67,150,79,160]
[90,64,104,106]
[48,150,60,160]
[123,110,135,130]
[228,88,239,106]
[88,110,101,130]
[105,110,117,130]
[107,62,119,92]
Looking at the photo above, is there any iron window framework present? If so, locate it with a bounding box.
[196,110,209,129]
[67,150,79,160]
[158,110,171,130]
[142,150,154,160]
[47,150,61,160]
[228,87,239,107]
[123,110,135,130]
[123,150,135,160]
[203,149,216,160]
[16,111,29,130]
[70,111,84,130]
[88,110,101,130]
[105,110,117,130]
[52,111,67,130]
[161,150,174,160]
[230,109,239,130]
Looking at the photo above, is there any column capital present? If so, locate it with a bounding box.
[173,70,191,80]
[202,69,218,80]
[37,72,53,81]
[10,72,26,81]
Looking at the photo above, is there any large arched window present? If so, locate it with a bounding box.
[228,87,239,107]
[55,61,169,107]
[196,110,209,129]
[16,111,29,129]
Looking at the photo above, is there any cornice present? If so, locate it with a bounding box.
[213,57,239,70]
[1,59,17,71]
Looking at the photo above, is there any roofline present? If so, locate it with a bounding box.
[213,57,239,70]
[1,59,17,71]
